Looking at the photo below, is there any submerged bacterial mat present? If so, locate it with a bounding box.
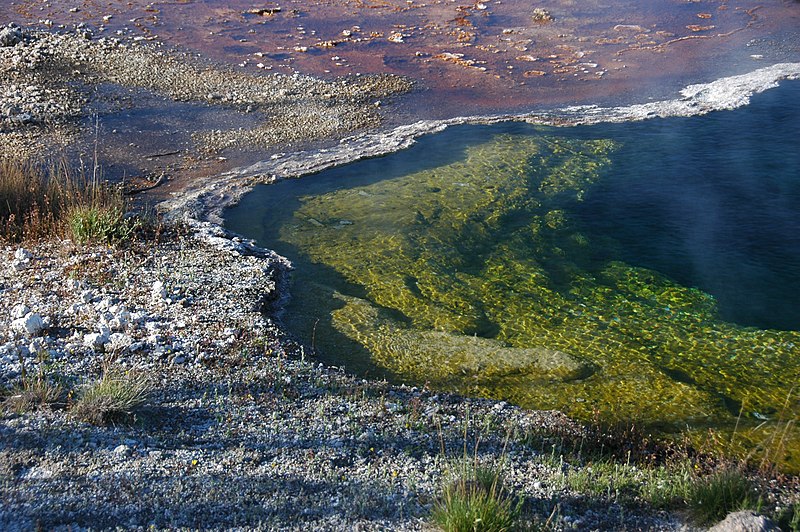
[226,80,800,469]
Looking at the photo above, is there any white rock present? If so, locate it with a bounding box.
[112,444,130,455]
[151,280,167,300]
[83,329,110,347]
[94,297,113,311]
[14,248,32,261]
[80,289,95,303]
[107,310,131,331]
[708,511,780,532]
[109,333,132,351]
[28,338,47,355]
[0,26,23,47]
[12,313,46,336]
[10,303,30,319]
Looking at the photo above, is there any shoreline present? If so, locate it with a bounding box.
[162,62,800,224]
[1,221,796,530]
[0,222,692,530]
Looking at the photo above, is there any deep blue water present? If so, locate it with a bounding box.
[574,81,800,330]
[226,79,800,331]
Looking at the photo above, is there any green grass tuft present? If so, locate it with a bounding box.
[1,374,65,415]
[71,369,152,425]
[686,468,760,524]
[432,462,522,532]
[68,204,138,244]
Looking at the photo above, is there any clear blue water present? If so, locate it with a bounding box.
[228,80,800,332]
[573,83,800,331]
[225,81,800,467]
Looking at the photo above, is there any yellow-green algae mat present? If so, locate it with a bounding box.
[280,134,800,469]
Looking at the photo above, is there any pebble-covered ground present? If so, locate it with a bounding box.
[0,220,714,531]
[0,23,411,163]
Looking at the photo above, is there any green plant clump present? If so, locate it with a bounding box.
[686,468,760,524]
[1,374,65,415]
[71,369,152,425]
[432,462,522,532]
[68,204,138,244]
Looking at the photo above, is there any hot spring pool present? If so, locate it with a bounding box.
[226,80,800,468]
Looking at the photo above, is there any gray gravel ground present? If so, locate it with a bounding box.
[0,221,705,531]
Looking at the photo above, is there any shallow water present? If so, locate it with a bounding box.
[4,0,798,196]
[226,80,800,469]
[5,0,799,116]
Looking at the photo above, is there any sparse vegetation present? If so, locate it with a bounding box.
[432,460,522,532]
[1,373,66,414]
[686,467,760,524]
[774,503,800,531]
[0,157,136,244]
[71,369,152,425]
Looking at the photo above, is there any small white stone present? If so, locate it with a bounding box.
[14,248,32,261]
[94,297,113,311]
[112,444,130,455]
[12,313,46,336]
[28,337,47,354]
[109,333,132,351]
[10,303,29,319]
[83,330,109,347]
[151,280,167,300]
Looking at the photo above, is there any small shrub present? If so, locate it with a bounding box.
[0,157,136,244]
[686,468,760,524]
[71,369,151,425]
[432,462,522,532]
[1,375,65,414]
[68,205,138,244]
